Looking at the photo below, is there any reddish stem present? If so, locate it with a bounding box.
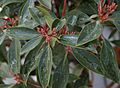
[62,0,67,17]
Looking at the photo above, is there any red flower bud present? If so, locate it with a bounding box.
[98,0,118,22]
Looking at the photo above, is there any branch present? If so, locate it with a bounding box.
[27,81,41,88]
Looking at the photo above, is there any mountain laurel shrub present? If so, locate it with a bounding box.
[0,0,120,88]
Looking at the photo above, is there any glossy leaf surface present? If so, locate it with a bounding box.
[38,45,53,88]
[7,39,21,74]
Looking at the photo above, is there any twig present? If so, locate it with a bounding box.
[27,81,41,88]
[106,82,114,88]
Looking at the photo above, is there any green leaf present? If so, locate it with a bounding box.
[0,6,10,18]
[0,62,12,78]
[0,78,3,84]
[60,35,79,46]
[19,0,39,28]
[52,19,66,32]
[77,21,103,46]
[112,20,120,32]
[84,41,98,54]
[0,44,7,62]
[0,31,6,45]
[78,0,97,15]
[49,74,53,88]
[115,0,120,4]
[110,11,120,32]
[111,40,120,47]
[68,74,79,83]
[0,84,15,88]
[37,6,51,17]
[72,64,83,77]
[74,70,89,88]
[7,27,39,40]
[94,0,106,4]
[0,19,4,26]
[67,10,89,31]
[67,15,78,27]
[50,37,57,48]
[94,0,99,3]
[52,55,69,88]
[12,84,27,88]
[72,39,120,82]
[0,0,22,8]
[72,48,103,74]
[115,0,120,11]
[45,15,54,29]
[68,10,89,27]
[21,36,42,55]
[37,6,54,28]
[7,39,21,74]
[29,7,45,26]
[100,39,120,82]
[39,0,51,10]
[22,40,45,81]
[38,45,53,88]
[18,19,39,29]
[53,43,65,66]
[108,29,117,39]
